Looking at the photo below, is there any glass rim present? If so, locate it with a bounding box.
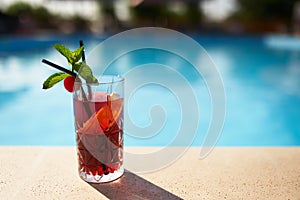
[74,75,124,86]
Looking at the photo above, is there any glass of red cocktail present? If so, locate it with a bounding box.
[73,75,124,183]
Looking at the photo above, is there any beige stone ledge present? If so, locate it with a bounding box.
[0,147,299,199]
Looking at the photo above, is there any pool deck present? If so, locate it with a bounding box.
[0,147,299,199]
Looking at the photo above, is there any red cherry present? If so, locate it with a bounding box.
[64,76,75,92]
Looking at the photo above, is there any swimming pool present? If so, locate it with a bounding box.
[0,33,299,146]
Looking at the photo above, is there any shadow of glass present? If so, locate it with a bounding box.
[89,170,183,200]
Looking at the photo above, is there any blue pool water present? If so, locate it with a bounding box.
[0,33,299,146]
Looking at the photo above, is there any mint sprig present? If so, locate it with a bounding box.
[74,62,98,83]
[42,72,69,89]
[53,44,84,66]
[42,44,98,90]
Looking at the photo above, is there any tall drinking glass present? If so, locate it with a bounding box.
[73,75,124,183]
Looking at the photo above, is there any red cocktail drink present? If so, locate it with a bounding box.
[73,77,124,183]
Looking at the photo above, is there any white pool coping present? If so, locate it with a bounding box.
[0,147,299,199]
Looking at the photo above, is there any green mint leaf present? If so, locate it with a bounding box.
[42,72,69,89]
[72,46,84,64]
[53,44,73,65]
[76,62,98,83]
[73,62,82,72]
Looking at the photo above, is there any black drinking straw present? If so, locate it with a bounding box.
[79,40,92,100]
[80,40,86,62]
[42,59,76,77]
[42,59,92,116]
